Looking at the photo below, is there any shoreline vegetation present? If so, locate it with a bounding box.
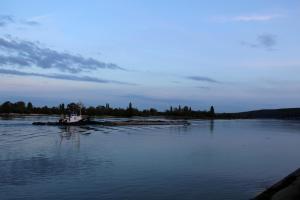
[1,101,300,119]
[0,101,216,119]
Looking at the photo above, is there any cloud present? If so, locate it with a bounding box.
[186,76,219,83]
[257,34,277,49]
[0,15,14,27]
[241,34,277,50]
[0,68,135,85]
[0,14,40,27]
[21,19,40,26]
[196,86,210,90]
[0,37,124,73]
[232,15,279,22]
[213,14,280,22]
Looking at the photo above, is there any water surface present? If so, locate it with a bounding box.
[1,117,300,200]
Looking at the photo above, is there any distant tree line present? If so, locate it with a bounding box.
[0,101,215,118]
[220,108,300,119]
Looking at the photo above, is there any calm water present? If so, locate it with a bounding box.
[1,117,300,200]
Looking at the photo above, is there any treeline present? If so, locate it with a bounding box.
[0,101,215,118]
[233,108,300,119]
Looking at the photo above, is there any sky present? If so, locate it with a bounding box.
[0,0,300,112]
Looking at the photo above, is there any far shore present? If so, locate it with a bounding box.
[1,112,300,120]
[1,101,300,120]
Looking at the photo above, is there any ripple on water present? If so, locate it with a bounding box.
[1,117,300,200]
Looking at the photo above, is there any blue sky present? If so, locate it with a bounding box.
[0,0,300,112]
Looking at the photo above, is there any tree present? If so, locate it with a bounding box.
[27,102,33,113]
[128,102,132,110]
[1,101,12,113]
[210,106,215,117]
[183,106,189,112]
[149,108,157,115]
[127,102,133,117]
[15,101,26,113]
[67,102,80,114]
[59,103,65,114]
[0,100,216,118]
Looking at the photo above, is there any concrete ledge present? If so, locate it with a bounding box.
[253,168,300,200]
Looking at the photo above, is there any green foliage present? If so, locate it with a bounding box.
[165,105,214,118]
[27,102,33,113]
[1,101,12,113]
[0,101,216,118]
[210,106,215,117]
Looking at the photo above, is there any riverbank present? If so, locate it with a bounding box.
[253,168,300,200]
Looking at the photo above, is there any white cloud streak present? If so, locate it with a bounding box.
[213,14,281,22]
[232,14,279,22]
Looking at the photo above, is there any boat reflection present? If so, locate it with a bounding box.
[58,126,92,150]
[59,126,91,138]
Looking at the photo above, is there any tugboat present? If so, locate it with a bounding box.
[59,113,84,124]
[32,102,190,126]
[58,103,87,124]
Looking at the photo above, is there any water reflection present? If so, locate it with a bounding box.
[167,124,191,135]
[210,120,214,134]
[59,126,95,136]
[58,126,93,150]
[2,118,300,200]
[0,154,104,186]
[0,115,14,120]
